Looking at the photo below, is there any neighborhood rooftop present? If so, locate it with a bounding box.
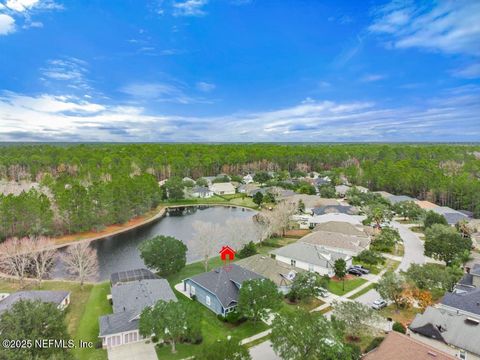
[271,242,350,268]
[186,264,264,309]
[441,288,480,317]
[313,221,368,237]
[299,230,370,255]
[0,290,70,315]
[110,268,159,286]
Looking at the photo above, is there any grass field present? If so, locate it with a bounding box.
[327,277,368,296]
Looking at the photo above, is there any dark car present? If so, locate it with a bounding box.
[351,265,370,274]
[348,267,363,276]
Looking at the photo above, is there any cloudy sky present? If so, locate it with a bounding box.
[0,0,479,142]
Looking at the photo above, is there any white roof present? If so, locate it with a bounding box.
[309,213,365,226]
[210,182,235,192]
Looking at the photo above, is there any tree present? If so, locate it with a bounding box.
[62,242,99,286]
[0,237,34,284]
[298,199,305,213]
[392,322,406,334]
[334,258,347,291]
[238,278,282,325]
[263,192,276,203]
[200,340,251,360]
[192,221,223,272]
[319,185,336,198]
[139,235,187,276]
[404,263,463,292]
[365,204,393,228]
[375,271,404,309]
[297,182,316,195]
[30,236,57,283]
[354,250,384,265]
[237,241,257,259]
[271,310,358,360]
[163,177,185,200]
[424,224,471,265]
[289,272,329,302]
[272,200,297,236]
[196,178,209,187]
[252,192,263,206]
[139,300,201,354]
[393,201,422,221]
[456,220,474,238]
[423,210,448,229]
[253,211,274,242]
[332,301,383,339]
[371,227,401,253]
[224,218,256,251]
[253,171,271,184]
[0,300,73,360]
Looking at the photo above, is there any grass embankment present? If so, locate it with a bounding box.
[0,280,110,360]
[163,193,257,209]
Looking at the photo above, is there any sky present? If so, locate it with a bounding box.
[0,0,479,142]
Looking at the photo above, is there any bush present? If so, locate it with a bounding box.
[364,337,384,353]
[392,321,406,334]
[225,310,245,324]
[217,314,226,322]
[191,294,197,301]
[355,250,384,265]
[237,241,258,259]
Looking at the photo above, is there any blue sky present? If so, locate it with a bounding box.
[0,0,479,142]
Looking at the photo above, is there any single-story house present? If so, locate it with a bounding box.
[430,206,469,225]
[200,176,217,186]
[210,182,236,195]
[0,290,70,315]
[409,306,480,359]
[270,242,352,276]
[313,221,369,237]
[308,213,365,228]
[415,200,439,210]
[282,194,339,213]
[99,277,177,348]
[299,230,370,256]
[312,204,359,216]
[363,331,455,360]
[191,186,214,198]
[335,185,351,197]
[235,254,304,294]
[243,174,254,184]
[183,264,264,316]
[386,194,416,204]
[237,183,259,195]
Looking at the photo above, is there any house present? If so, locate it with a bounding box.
[308,213,365,228]
[219,246,236,261]
[282,194,339,213]
[299,230,370,256]
[235,254,304,294]
[430,206,469,226]
[210,182,235,195]
[415,200,439,210]
[363,331,455,360]
[99,275,177,348]
[409,306,480,359]
[183,264,263,315]
[312,204,359,216]
[355,186,369,193]
[200,176,217,186]
[243,174,254,184]
[237,183,260,195]
[313,221,369,237]
[270,242,352,276]
[191,186,214,198]
[0,290,70,315]
[386,195,416,204]
[335,185,351,197]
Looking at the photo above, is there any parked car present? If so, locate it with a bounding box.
[372,299,387,310]
[348,267,363,276]
[318,287,329,298]
[351,265,370,274]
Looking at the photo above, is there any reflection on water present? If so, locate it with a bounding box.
[54,206,256,281]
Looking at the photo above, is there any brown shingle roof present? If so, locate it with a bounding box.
[363,332,455,360]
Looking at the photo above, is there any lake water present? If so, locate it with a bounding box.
[54,205,257,281]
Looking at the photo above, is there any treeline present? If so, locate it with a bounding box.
[0,143,479,240]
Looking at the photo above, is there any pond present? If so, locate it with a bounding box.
[54,205,257,281]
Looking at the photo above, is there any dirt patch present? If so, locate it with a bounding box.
[284,229,311,238]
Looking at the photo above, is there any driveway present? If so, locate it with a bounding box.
[391,220,425,271]
[107,341,157,360]
[250,340,280,360]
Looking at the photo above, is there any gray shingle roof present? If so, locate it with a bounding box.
[186,264,264,308]
[410,307,480,356]
[192,186,211,194]
[99,310,139,336]
[0,290,69,315]
[430,207,468,225]
[471,264,480,277]
[300,230,370,255]
[271,242,351,268]
[110,268,158,286]
[441,288,480,317]
[111,279,177,314]
[312,205,358,215]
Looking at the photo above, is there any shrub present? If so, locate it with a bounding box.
[364,337,384,353]
[392,321,406,334]
[355,250,384,265]
[237,241,258,259]
[225,310,245,324]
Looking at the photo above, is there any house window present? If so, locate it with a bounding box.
[191,285,196,296]
[291,259,296,267]
[206,295,211,306]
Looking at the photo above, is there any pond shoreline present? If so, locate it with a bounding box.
[50,203,256,250]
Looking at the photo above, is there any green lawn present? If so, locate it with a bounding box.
[155,292,269,359]
[166,256,232,286]
[280,297,325,314]
[73,282,111,360]
[162,195,257,210]
[327,278,367,296]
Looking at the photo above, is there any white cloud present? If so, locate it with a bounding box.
[173,0,208,17]
[369,1,480,56]
[5,0,39,12]
[0,14,15,35]
[196,81,215,92]
[452,63,480,79]
[360,74,387,82]
[120,82,211,104]
[40,57,91,92]
[0,88,478,142]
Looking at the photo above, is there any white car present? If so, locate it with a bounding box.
[371,299,387,310]
[318,287,330,298]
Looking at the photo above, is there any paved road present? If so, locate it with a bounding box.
[249,340,280,360]
[391,220,426,272]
